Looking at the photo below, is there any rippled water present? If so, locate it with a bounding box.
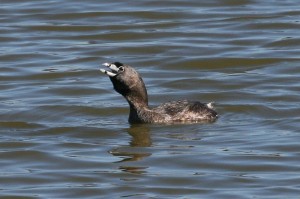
[1,0,300,198]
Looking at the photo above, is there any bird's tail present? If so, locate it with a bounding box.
[206,102,215,109]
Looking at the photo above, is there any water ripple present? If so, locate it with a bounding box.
[1,1,300,198]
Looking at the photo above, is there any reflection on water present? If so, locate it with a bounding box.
[109,125,151,174]
[128,125,152,148]
[1,0,300,198]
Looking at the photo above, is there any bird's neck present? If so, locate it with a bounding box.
[124,83,149,110]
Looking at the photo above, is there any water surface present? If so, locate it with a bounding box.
[1,0,300,198]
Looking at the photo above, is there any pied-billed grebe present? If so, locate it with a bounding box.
[100,62,218,124]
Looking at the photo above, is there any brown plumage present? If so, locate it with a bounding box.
[100,62,218,124]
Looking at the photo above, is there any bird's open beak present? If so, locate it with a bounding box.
[100,63,119,77]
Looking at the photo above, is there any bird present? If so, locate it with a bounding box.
[100,62,218,124]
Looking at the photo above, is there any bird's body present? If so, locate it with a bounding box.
[100,62,218,124]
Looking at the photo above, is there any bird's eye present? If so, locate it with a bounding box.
[119,66,125,72]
